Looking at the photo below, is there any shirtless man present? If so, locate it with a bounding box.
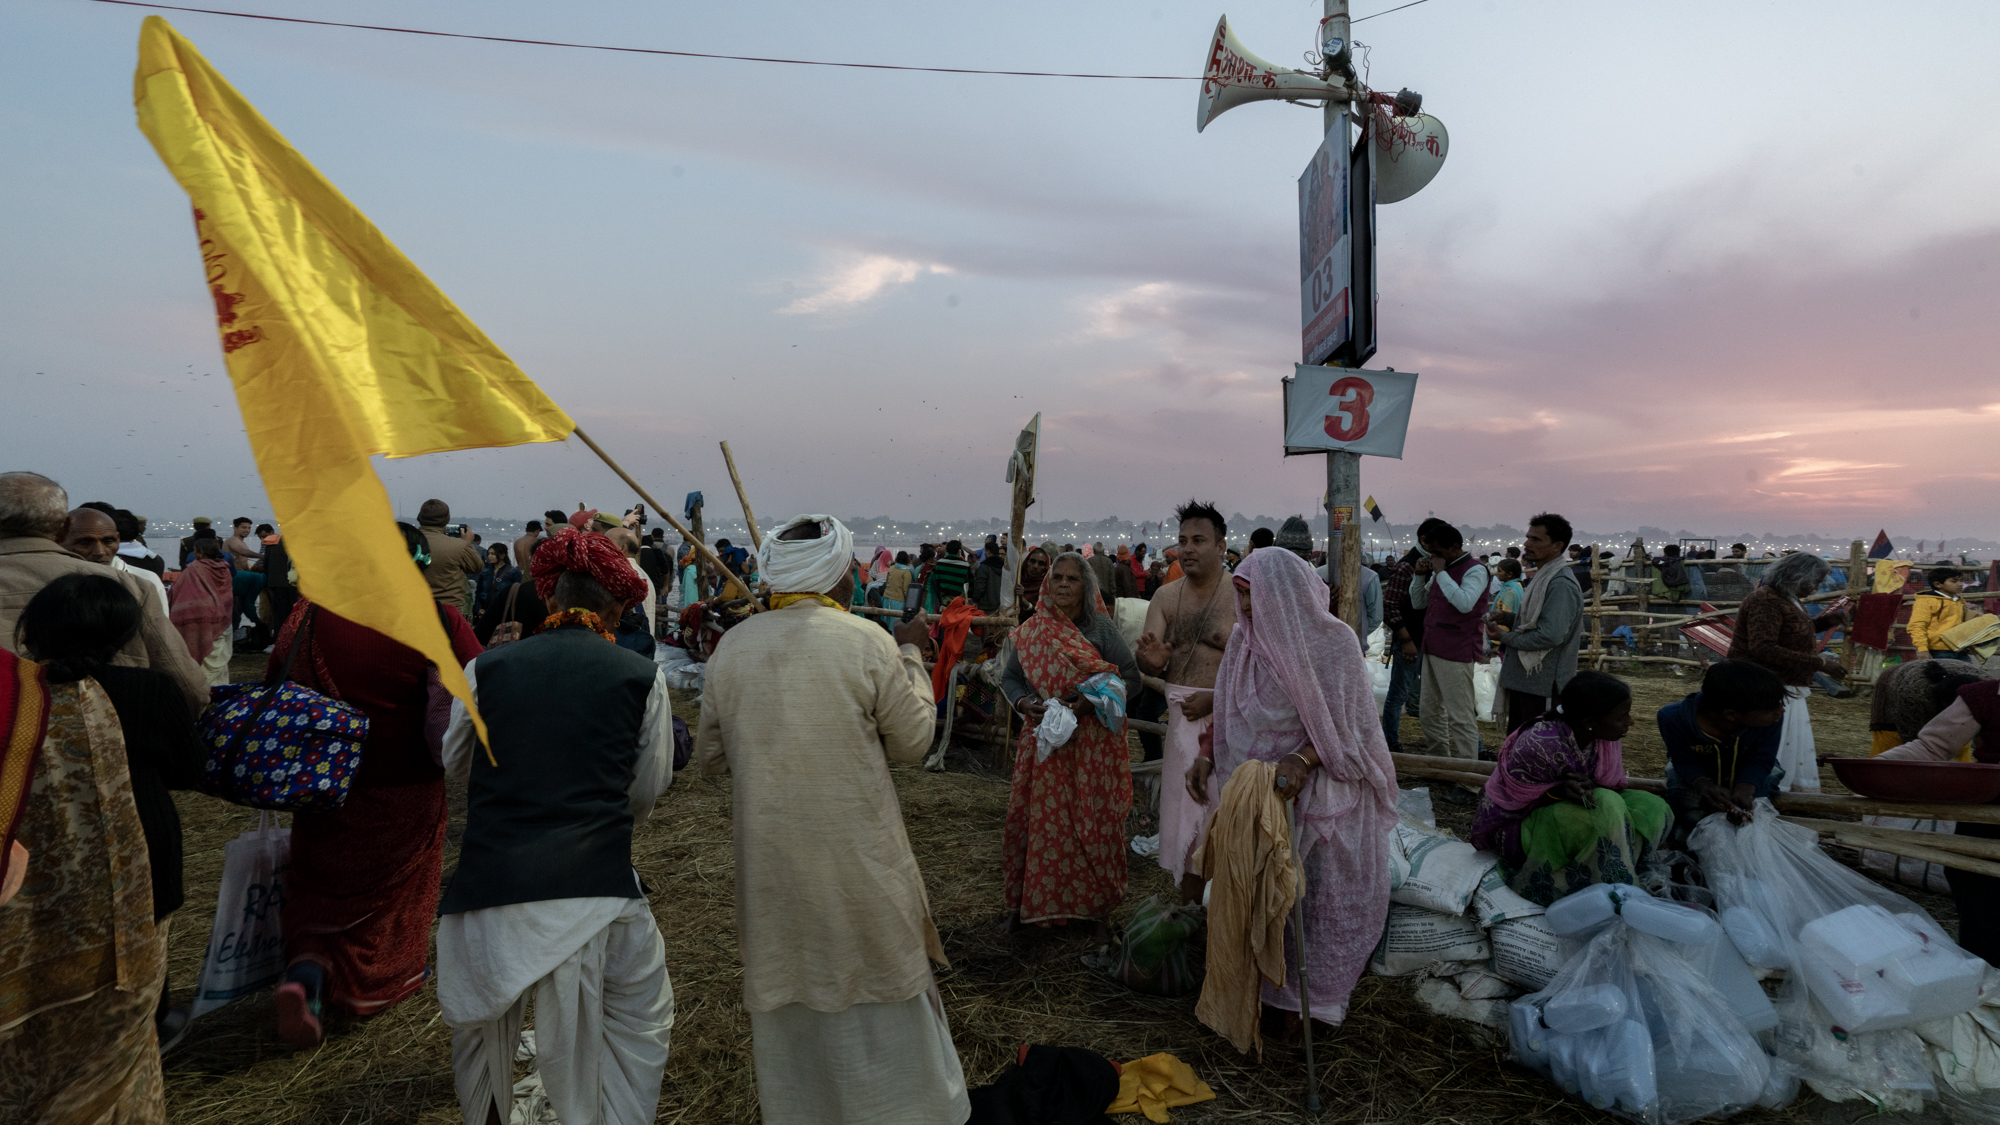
[1134,500,1233,900]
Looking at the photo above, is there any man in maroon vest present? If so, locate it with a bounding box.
[1409,518,1491,766]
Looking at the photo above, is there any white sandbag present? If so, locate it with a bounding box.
[1415,975,1512,1028]
[1860,816,1954,895]
[1471,865,1544,928]
[1370,903,1490,977]
[1492,914,1570,991]
[1454,967,1523,1002]
[1390,821,1495,916]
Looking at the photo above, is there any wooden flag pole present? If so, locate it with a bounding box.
[719,440,763,550]
[571,426,751,601]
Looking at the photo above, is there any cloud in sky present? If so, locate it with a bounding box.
[780,254,952,316]
[2,0,1997,542]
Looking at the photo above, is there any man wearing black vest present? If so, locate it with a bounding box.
[435,527,676,1125]
[1409,517,1491,766]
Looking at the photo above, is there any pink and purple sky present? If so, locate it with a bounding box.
[4,0,1997,539]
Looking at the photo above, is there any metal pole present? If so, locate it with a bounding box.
[1322,0,1362,635]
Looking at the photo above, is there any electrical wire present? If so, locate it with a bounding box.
[85,0,1434,77]
[1354,0,1432,23]
[81,0,1202,79]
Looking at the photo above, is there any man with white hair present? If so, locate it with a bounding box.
[696,515,968,1125]
[0,472,205,712]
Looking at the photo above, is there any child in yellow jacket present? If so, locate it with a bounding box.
[1908,566,1967,658]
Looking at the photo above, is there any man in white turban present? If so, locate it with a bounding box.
[695,515,970,1125]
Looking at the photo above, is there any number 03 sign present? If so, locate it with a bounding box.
[1281,366,1418,458]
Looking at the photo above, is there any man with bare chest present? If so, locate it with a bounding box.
[1135,501,1232,900]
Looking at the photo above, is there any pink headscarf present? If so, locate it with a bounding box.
[1212,547,1397,851]
[872,546,894,580]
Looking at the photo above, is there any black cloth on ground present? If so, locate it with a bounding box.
[967,1044,1119,1125]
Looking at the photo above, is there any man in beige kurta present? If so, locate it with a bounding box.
[696,514,969,1125]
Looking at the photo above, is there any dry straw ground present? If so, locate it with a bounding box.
[157,660,1943,1124]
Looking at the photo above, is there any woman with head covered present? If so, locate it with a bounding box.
[1184,546,1395,1049]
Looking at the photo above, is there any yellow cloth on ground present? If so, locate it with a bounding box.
[132,18,576,749]
[1107,1053,1217,1123]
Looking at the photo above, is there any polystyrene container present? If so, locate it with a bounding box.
[1580,1018,1658,1114]
[1543,982,1628,1033]
[1800,904,1922,977]
[1721,905,1785,969]
[1795,945,1913,1032]
[1546,883,1639,936]
[1619,894,1720,945]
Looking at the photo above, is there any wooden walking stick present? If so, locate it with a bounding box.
[1289,809,1321,1116]
[719,439,763,550]
[569,427,751,602]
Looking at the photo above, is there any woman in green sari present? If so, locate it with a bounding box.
[1469,671,1668,905]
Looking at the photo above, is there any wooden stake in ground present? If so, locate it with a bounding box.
[718,440,763,550]
[569,426,749,601]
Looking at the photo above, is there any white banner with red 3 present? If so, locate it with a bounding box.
[1282,366,1418,459]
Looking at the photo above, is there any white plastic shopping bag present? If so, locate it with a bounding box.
[190,812,291,1021]
[1474,659,1501,723]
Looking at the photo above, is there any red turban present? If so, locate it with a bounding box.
[530,528,648,605]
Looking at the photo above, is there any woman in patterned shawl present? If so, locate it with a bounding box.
[999,552,1139,940]
[1469,670,1668,905]
[0,644,167,1120]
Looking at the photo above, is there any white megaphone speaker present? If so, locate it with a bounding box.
[1196,15,1348,133]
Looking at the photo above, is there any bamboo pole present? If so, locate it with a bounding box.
[1841,538,1865,671]
[570,426,750,601]
[718,440,763,550]
[846,604,1012,627]
[1386,752,2000,822]
[1782,816,2000,863]
[1830,831,2000,880]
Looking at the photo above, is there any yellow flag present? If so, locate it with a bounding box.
[133,16,576,752]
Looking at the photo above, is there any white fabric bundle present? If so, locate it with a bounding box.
[758,514,855,594]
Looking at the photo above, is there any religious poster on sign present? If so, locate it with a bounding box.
[1282,366,1418,458]
[1298,114,1352,366]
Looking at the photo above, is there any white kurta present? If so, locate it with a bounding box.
[436,659,677,1125]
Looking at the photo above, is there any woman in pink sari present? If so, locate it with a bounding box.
[1184,547,1395,1033]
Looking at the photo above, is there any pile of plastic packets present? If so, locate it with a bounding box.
[1375,792,2000,1123]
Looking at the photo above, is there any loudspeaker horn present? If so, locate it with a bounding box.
[1196,15,1348,133]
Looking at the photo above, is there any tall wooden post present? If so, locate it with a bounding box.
[1590,545,1605,671]
[1843,537,1866,675]
[1631,538,1648,657]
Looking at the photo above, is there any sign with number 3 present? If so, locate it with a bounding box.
[1281,366,1418,458]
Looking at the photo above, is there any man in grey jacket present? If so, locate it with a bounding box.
[1495,513,1585,733]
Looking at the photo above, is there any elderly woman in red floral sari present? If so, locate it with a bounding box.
[999,552,1140,940]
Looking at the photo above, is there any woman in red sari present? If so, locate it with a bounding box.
[999,552,1140,940]
[268,523,483,1047]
